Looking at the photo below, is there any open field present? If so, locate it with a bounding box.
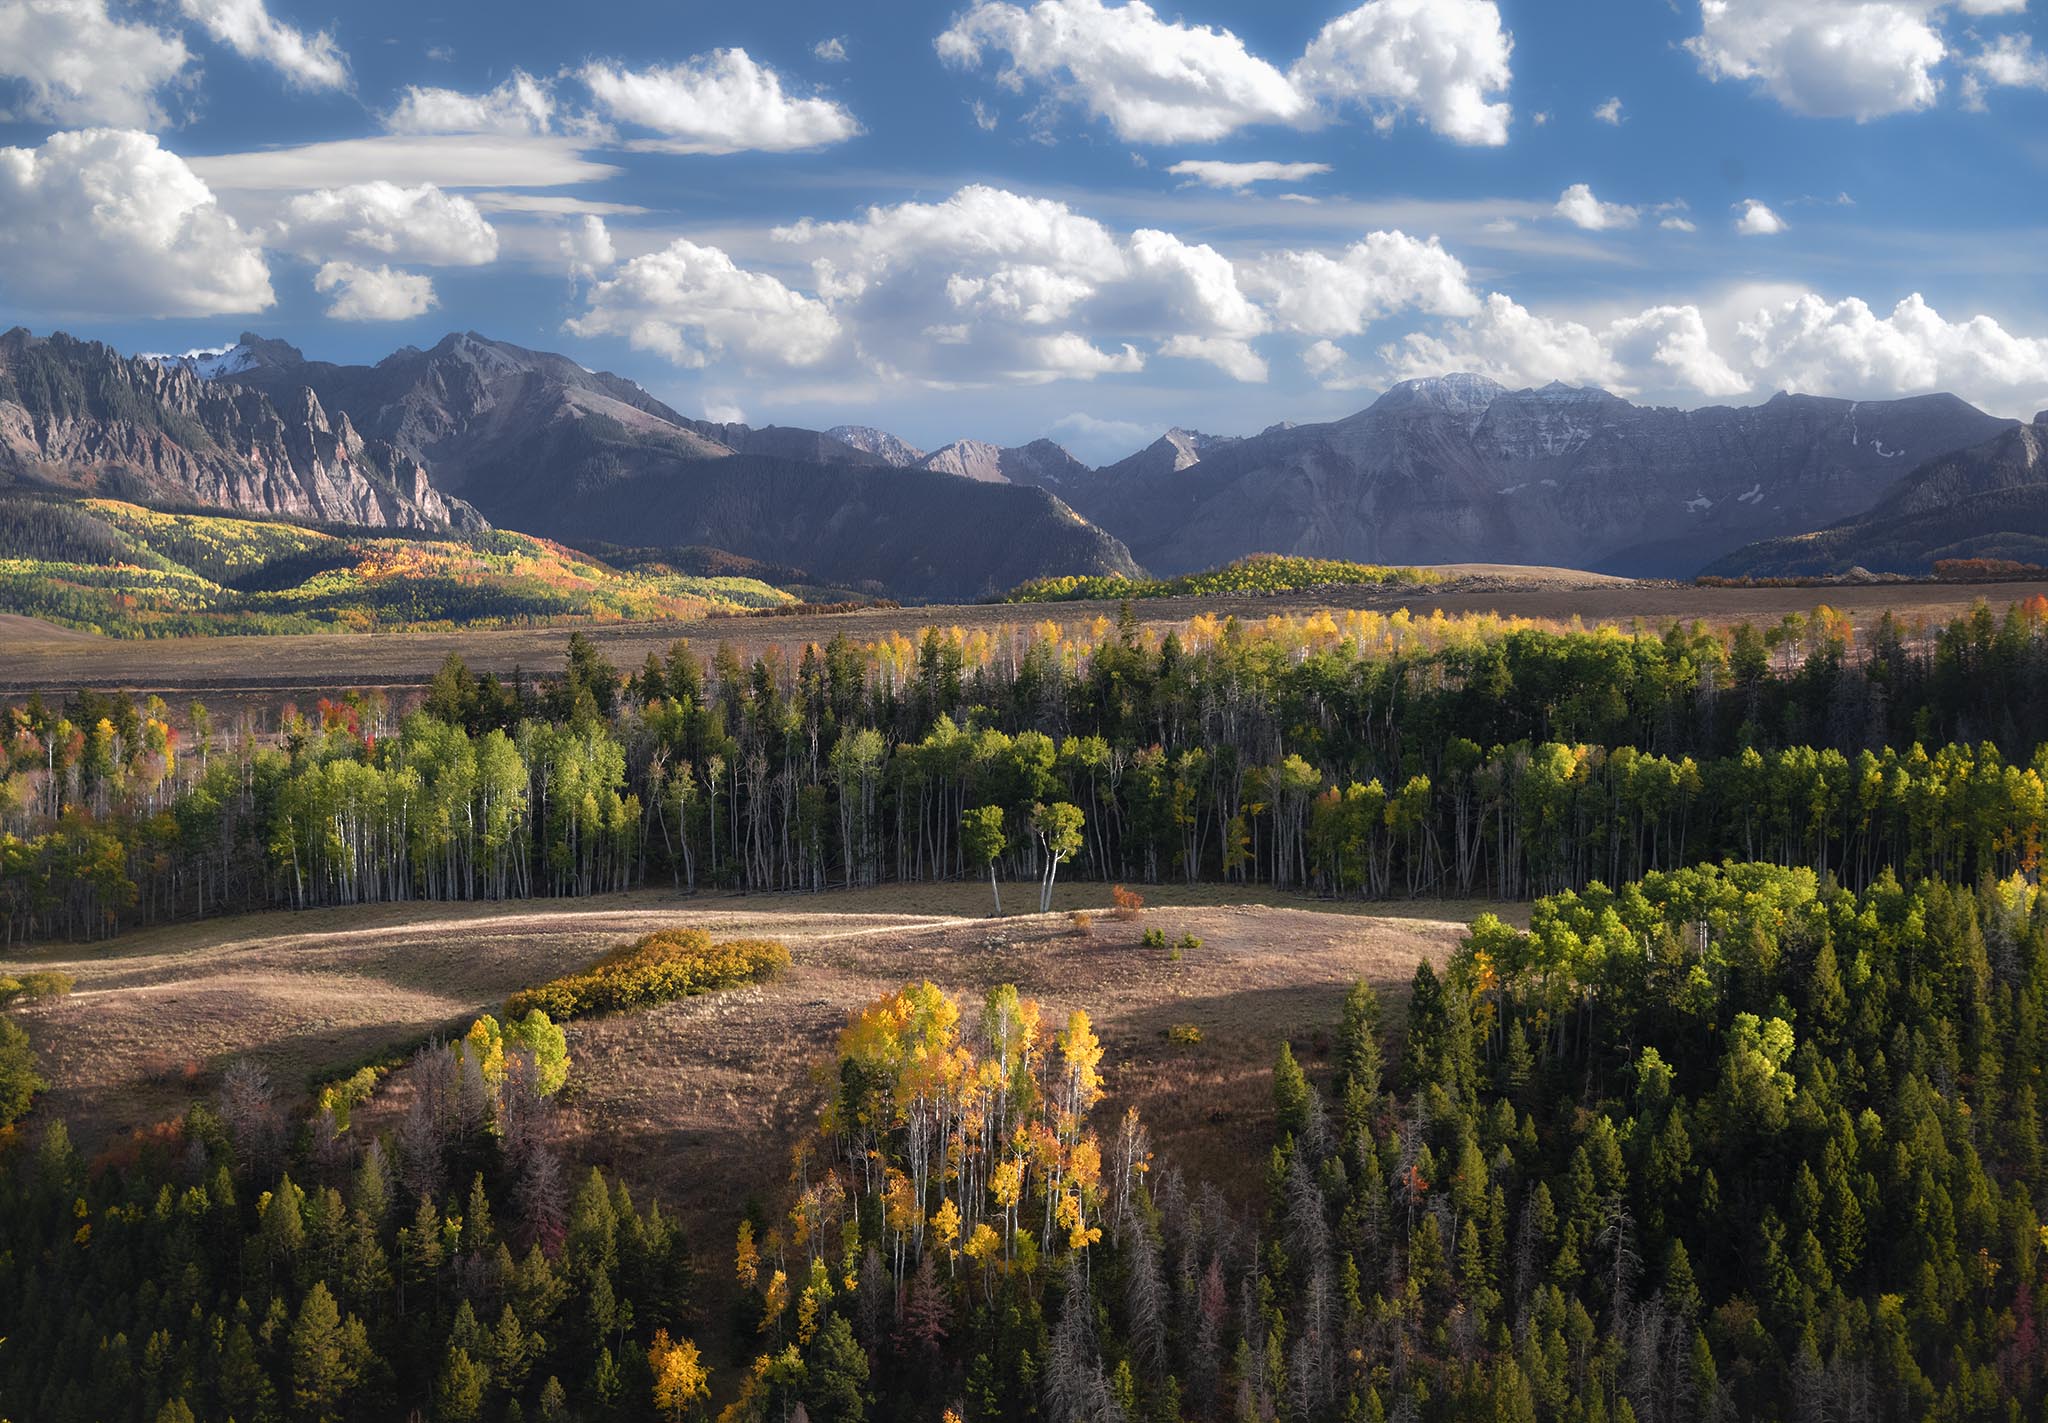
[1,880,1502,1240]
[4,567,2044,698]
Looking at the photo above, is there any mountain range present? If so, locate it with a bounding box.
[1707,414,2048,577]
[1,329,479,531]
[190,331,1144,598]
[5,324,2041,598]
[1065,374,2013,576]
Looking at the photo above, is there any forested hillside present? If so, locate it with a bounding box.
[7,599,2048,1420]
[6,598,2048,942]
[0,497,793,637]
[4,862,2042,1420]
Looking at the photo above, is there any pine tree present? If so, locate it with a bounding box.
[288,1282,355,1423]
[1273,1041,1311,1141]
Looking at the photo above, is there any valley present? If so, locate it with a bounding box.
[4,561,2044,698]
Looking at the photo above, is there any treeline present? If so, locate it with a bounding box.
[1004,554,1434,604]
[718,862,2048,1421]
[10,601,2048,941]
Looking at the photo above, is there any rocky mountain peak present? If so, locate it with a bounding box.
[140,332,305,381]
[1,329,476,532]
[1373,372,1509,417]
[825,425,926,467]
[918,439,1007,483]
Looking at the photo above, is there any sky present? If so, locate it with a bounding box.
[2,0,2046,463]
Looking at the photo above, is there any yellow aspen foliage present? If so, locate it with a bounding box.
[991,1158,1024,1211]
[647,1331,709,1422]
[1057,1009,1105,1119]
[884,1169,921,1239]
[735,1219,758,1289]
[759,1269,789,1332]
[963,1222,1001,1267]
[795,1289,821,1346]
[1069,1136,1103,1197]
[930,1198,961,1255]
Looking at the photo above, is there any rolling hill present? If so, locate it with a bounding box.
[0,495,791,636]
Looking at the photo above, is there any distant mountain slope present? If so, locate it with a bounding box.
[1708,417,2048,576]
[825,425,926,467]
[1064,376,2014,577]
[917,437,1092,493]
[0,329,477,531]
[1098,427,1240,482]
[210,330,1136,599]
[0,494,791,636]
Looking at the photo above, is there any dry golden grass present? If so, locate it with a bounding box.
[0,882,1502,1233]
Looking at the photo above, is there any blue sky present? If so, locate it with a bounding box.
[2,0,2046,462]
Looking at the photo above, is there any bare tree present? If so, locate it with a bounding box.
[218,1058,282,1177]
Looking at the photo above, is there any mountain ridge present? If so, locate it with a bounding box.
[1058,375,2014,577]
[0,329,481,532]
[195,329,1138,599]
[1709,417,2048,576]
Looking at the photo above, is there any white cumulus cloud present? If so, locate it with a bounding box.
[769,185,1288,385]
[568,238,843,369]
[936,0,1308,143]
[1554,183,1639,231]
[314,261,434,320]
[1738,290,2048,416]
[385,70,554,134]
[1385,293,1622,390]
[1291,0,1516,146]
[1384,294,1749,398]
[1166,158,1332,189]
[1963,33,2048,106]
[937,0,1513,146]
[0,128,272,316]
[0,0,191,127]
[1158,334,1268,381]
[1687,0,1958,120]
[813,36,848,63]
[281,181,499,265]
[562,214,614,280]
[1593,95,1624,124]
[581,50,860,153]
[1245,230,1480,338]
[1735,198,1787,235]
[178,0,348,91]
[1606,305,1750,396]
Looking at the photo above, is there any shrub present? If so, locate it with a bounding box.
[457,1010,571,1095]
[0,971,75,1006]
[1167,1024,1203,1046]
[1110,885,1145,920]
[1174,933,1203,955]
[316,1066,381,1132]
[1069,909,1094,935]
[0,1016,44,1127]
[1141,927,1168,950]
[505,928,789,1021]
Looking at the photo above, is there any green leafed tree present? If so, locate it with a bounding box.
[1030,801,1085,913]
[961,805,1008,916]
